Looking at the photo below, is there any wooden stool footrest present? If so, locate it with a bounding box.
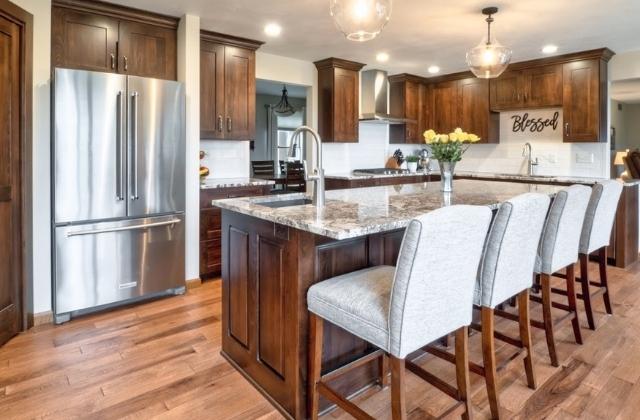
[405,360,459,400]
[321,349,384,383]
[317,382,375,420]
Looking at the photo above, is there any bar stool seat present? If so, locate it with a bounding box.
[308,266,395,352]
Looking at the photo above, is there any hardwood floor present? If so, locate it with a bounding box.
[0,260,639,419]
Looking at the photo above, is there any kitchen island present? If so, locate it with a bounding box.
[213,180,562,419]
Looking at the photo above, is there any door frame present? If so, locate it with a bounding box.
[0,0,32,331]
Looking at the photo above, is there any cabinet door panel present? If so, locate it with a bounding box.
[432,81,458,134]
[118,21,176,80]
[224,46,255,140]
[405,81,420,142]
[523,65,562,107]
[418,83,431,142]
[458,78,490,141]
[563,60,600,142]
[52,7,119,73]
[489,71,523,110]
[333,68,359,142]
[200,41,225,139]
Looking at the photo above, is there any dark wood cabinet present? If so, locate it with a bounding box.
[490,65,562,110]
[489,70,523,110]
[51,1,178,80]
[315,58,365,143]
[200,185,271,279]
[458,77,498,143]
[200,31,262,140]
[562,59,603,142]
[431,80,458,135]
[389,74,425,143]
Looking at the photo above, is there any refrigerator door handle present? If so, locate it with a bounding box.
[65,218,182,237]
[116,91,125,201]
[130,91,139,200]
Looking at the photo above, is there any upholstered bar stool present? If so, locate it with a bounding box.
[530,185,591,367]
[426,193,550,420]
[307,205,492,420]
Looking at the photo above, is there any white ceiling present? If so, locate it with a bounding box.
[111,0,640,77]
[612,79,640,104]
[256,79,308,98]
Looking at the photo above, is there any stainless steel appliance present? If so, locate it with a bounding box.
[52,68,186,324]
[359,69,415,125]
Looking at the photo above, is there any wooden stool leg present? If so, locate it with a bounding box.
[579,254,596,330]
[600,247,613,315]
[390,356,407,420]
[566,265,583,345]
[481,307,500,420]
[540,274,559,367]
[517,290,536,389]
[308,313,323,420]
[378,353,389,388]
[455,326,473,420]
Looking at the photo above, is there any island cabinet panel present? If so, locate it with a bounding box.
[200,31,262,140]
[221,211,407,419]
[562,59,603,142]
[52,1,178,80]
[315,58,365,143]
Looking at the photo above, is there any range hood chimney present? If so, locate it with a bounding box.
[359,69,414,125]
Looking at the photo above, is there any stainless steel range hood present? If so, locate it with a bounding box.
[359,69,414,125]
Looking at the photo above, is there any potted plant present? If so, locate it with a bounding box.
[405,155,419,173]
[424,128,481,192]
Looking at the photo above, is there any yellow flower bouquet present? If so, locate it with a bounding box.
[423,128,481,162]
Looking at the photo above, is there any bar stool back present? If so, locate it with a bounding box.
[307,205,492,420]
[474,193,550,419]
[577,180,623,329]
[533,185,591,367]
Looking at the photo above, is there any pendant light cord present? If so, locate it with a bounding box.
[486,14,493,45]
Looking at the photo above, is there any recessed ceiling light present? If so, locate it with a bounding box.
[427,65,440,74]
[264,23,282,37]
[376,52,389,62]
[542,44,558,54]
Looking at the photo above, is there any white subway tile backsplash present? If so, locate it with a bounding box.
[200,140,250,178]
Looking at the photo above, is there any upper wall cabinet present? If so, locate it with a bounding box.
[200,31,263,140]
[563,59,604,142]
[315,58,365,143]
[51,0,178,80]
[389,74,428,144]
[489,65,562,110]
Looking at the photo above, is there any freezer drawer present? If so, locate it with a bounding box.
[54,215,185,315]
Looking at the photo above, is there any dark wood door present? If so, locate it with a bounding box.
[523,64,562,107]
[404,81,420,142]
[118,20,176,80]
[51,6,119,73]
[200,40,225,139]
[432,80,458,134]
[224,46,255,140]
[0,12,23,346]
[563,59,600,142]
[489,70,523,110]
[333,67,359,142]
[458,77,491,141]
[418,83,431,142]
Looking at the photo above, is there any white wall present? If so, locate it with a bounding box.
[177,15,200,283]
[611,50,640,81]
[11,0,52,314]
[324,108,609,178]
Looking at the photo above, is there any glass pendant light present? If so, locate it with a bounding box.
[329,0,392,42]
[466,7,512,79]
[273,85,296,116]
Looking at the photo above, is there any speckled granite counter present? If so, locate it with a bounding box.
[200,177,274,189]
[455,171,640,187]
[325,171,429,180]
[213,179,562,240]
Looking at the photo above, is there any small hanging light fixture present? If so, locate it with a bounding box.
[273,85,296,116]
[329,0,392,42]
[466,7,512,79]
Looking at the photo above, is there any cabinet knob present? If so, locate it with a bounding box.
[217,115,223,132]
[565,123,570,137]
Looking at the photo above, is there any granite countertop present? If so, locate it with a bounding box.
[325,171,430,180]
[212,179,563,240]
[200,177,275,189]
[455,171,640,187]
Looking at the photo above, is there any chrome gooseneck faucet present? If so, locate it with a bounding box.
[522,142,539,176]
[288,126,325,208]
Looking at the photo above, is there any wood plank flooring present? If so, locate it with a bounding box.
[0,260,639,419]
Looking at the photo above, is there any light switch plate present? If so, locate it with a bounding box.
[576,152,594,164]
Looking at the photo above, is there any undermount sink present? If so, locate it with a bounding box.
[257,198,313,208]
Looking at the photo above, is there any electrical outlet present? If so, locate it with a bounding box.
[576,152,594,164]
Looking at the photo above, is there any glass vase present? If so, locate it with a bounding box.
[439,161,456,192]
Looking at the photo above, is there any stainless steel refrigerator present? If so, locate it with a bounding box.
[52,68,186,324]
